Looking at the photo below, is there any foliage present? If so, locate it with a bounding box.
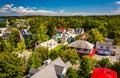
[49,50,59,60]
[9,28,20,49]
[15,40,26,52]
[0,52,24,78]
[110,62,120,78]
[0,37,12,52]
[89,28,105,43]
[97,58,111,68]
[28,51,42,68]
[79,56,96,78]
[60,49,80,64]
[66,67,78,78]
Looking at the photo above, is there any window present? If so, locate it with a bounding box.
[77,48,81,50]
[106,47,109,49]
[100,46,103,48]
[84,49,87,51]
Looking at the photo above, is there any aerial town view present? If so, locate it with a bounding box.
[0,0,120,78]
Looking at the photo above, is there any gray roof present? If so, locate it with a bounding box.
[30,57,72,78]
[96,41,113,47]
[68,40,94,49]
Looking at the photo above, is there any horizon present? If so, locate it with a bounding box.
[0,0,120,16]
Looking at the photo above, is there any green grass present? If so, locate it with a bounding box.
[52,45,64,51]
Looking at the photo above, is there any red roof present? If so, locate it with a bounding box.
[58,28,66,30]
[78,48,97,57]
[91,68,117,78]
[89,48,97,57]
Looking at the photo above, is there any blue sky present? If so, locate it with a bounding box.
[0,0,120,16]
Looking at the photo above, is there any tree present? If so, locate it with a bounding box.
[97,58,111,68]
[29,19,49,43]
[28,51,42,68]
[0,37,12,52]
[79,56,96,78]
[0,52,24,78]
[49,50,59,60]
[89,28,105,43]
[15,40,26,52]
[60,49,80,64]
[9,28,20,49]
[66,67,78,78]
[111,62,120,78]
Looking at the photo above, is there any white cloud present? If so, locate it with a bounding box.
[0,4,59,16]
[115,1,120,5]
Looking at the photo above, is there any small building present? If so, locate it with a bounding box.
[53,33,61,40]
[35,39,58,50]
[0,28,7,36]
[68,40,95,56]
[96,41,113,55]
[91,68,117,78]
[67,28,75,34]
[58,28,66,33]
[2,26,12,39]
[30,57,72,78]
[75,28,84,34]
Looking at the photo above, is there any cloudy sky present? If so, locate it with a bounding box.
[0,0,120,16]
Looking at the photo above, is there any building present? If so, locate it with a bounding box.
[35,39,58,50]
[0,28,7,36]
[75,28,84,34]
[68,40,96,56]
[95,41,113,55]
[30,57,72,78]
[58,28,66,33]
[91,68,117,78]
[2,26,12,39]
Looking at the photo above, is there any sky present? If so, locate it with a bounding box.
[0,0,120,16]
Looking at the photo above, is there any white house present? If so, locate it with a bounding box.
[68,40,94,55]
[0,28,7,36]
[35,39,58,50]
[96,41,113,55]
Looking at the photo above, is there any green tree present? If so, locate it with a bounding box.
[0,52,24,78]
[0,37,12,52]
[97,58,111,68]
[60,49,80,64]
[9,28,20,49]
[89,28,105,43]
[28,51,42,68]
[15,40,26,52]
[49,50,59,60]
[66,67,78,78]
[79,56,96,78]
[111,62,120,78]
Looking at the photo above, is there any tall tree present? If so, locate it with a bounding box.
[89,28,105,43]
[66,67,78,78]
[0,52,24,78]
[79,56,96,78]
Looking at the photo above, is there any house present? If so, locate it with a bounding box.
[95,41,113,55]
[30,57,72,78]
[68,40,96,56]
[67,28,75,34]
[0,28,7,36]
[2,26,12,39]
[35,39,58,50]
[53,33,61,40]
[91,68,117,78]
[75,28,84,34]
[58,28,66,33]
